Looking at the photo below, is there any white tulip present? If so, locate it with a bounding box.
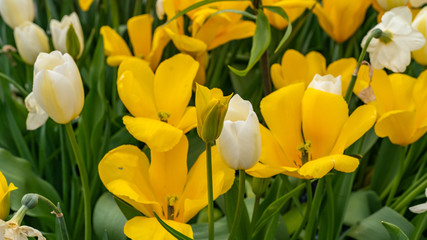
[50,12,84,59]
[362,6,425,72]
[0,0,34,29]
[216,94,261,170]
[308,74,342,95]
[31,51,84,125]
[156,0,165,20]
[410,0,427,8]
[14,21,50,65]
[376,0,408,10]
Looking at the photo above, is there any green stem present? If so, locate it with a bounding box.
[133,0,142,16]
[228,170,246,240]
[290,181,313,240]
[393,174,427,212]
[206,142,214,240]
[325,176,335,239]
[385,146,407,206]
[0,72,29,96]
[410,212,427,240]
[303,179,325,240]
[261,51,272,96]
[344,28,382,103]
[251,195,261,227]
[37,194,70,240]
[65,123,92,240]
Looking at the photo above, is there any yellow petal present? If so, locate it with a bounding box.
[388,74,417,111]
[165,28,207,56]
[206,20,256,50]
[124,217,193,240]
[193,12,230,47]
[79,0,94,11]
[128,14,153,58]
[280,49,310,87]
[261,83,305,165]
[123,116,183,152]
[149,136,188,217]
[375,110,418,146]
[302,88,348,159]
[100,26,131,57]
[149,27,170,70]
[326,58,357,95]
[117,58,157,119]
[106,55,135,66]
[306,51,327,82]
[331,105,377,154]
[176,107,197,133]
[270,63,285,89]
[178,146,234,222]
[246,124,299,178]
[298,154,359,179]
[154,54,199,126]
[370,69,393,115]
[98,145,160,217]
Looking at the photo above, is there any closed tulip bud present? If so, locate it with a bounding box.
[31,51,84,125]
[0,171,17,220]
[412,7,427,65]
[252,177,270,196]
[196,84,231,144]
[216,94,261,170]
[50,12,84,59]
[14,21,50,65]
[0,0,34,29]
[308,74,342,95]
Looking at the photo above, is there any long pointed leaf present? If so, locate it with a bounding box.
[154,212,194,240]
[261,6,292,53]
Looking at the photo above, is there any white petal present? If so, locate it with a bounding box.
[216,120,242,169]
[409,202,427,214]
[236,112,261,169]
[382,7,413,34]
[25,92,49,130]
[225,94,252,122]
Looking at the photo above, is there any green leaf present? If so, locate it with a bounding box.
[252,182,305,237]
[0,148,61,218]
[228,11,271,77]
[344,190,381,226]
[153,212,194,240]
[66,24,81,59]
[261,5,292,53]
[381,221,409,240]
[346,207,414,240]
[113,197,143,220]
[192,217,230,239]
[93,192,127,240]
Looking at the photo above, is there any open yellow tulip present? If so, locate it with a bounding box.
[118,54,199,152]
[98,136,235,239]
[246,78,377,179]
[372,70,427,145]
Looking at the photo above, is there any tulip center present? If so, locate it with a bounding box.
[297,141,311,165]
[158,112,171,122]
[166,195,178,220]
[379,31,393,44]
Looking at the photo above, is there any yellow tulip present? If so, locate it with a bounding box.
[118,54,199,152]
[0,171,17,220]
[98,136,235,239]
[79,0,94,11]
[100,14,170,69]
[195,84,232,144]
[246,79,377,179]
[263,0,317,30]
[313,0,371,43]
[271,49,362,95]
[372,70,427,145]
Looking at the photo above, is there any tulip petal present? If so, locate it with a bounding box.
[128,14,152,58]
[78,0,94,11]
[33,70,76,124]
[123,116,183,152]
[149,136,188,215]
[100,26,132,57]
[298,154,359,179]
[175,107,197,133]
[306,51,327,82]
[375,110,418,146]
[261,83,305,166]
[149,27,170,70]
[331,105,377,154]
[179,146,234,222]
[371,69,394,115]
[207,20,256,50]
[117,58,157,119]
[236,112,261,169]
[154,54,199,126]
[165,28,207,56]
[246,124,298,178]
[280,50,310,87]
[98,145,160,217]
[326,58,357,95]
[302,88,348,159]
[106,55,135,67]
[217,120,241,169]
[409,203,427,214]
[124,217,193,240]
